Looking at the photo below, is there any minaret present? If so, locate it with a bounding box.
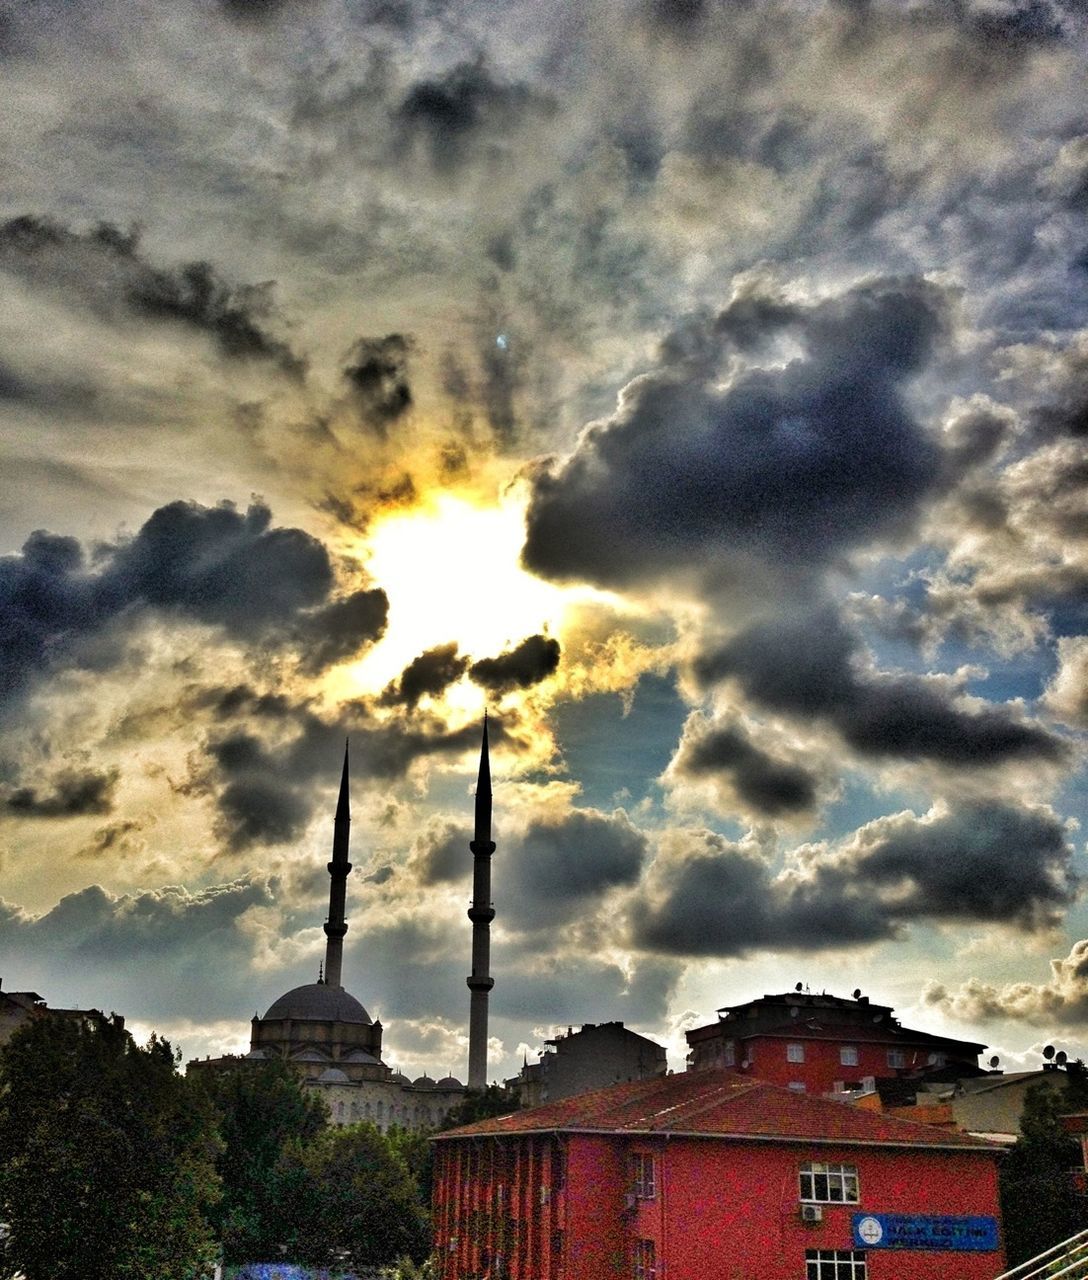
[467,716,495,1089]
[323,740,352,990]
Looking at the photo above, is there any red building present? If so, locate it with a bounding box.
[432,1069,1004,1280]
[686,989,985,1094]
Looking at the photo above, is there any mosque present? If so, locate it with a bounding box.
[189,723,497,1131]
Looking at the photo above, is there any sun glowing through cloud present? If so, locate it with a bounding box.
[345,493,579,698]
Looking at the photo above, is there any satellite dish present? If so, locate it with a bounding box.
[989,1056,1000,1069]
[853,988,861,1000]
[1044,1045,1056,1060]
[1057,1051,1068,1066]
[795,982,803,992]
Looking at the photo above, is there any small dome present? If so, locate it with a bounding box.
[263,984,372,1024]
[436,1075,463,1089]
[391,1071,411,1085]
[413,1074,437,1088]
[317,1067,350,1084]
[245,1049,267,1060]
[292,1049,330,1063]
[343,1049,380,1065]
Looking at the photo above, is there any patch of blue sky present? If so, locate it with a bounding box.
[546,673,688,814]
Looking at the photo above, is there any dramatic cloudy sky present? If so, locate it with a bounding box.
[2,0,1088,1083]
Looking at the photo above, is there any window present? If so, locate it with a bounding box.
[722,1038,736,1066]
[788,1082,807,1092]
[887,1049,906,1069]
[787,1043,805,1063]
[633,1152,656,1200]
[839,1045,859,1067]
[799,1162,859,1204]
[806,1250,867,1279]
[634,1239,657,1280]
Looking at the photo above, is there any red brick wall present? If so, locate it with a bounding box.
[433,1133,1004,1280]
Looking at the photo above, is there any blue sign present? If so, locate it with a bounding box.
[852,1213,1000,1252]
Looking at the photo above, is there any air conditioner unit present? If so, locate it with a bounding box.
[801,1204,823,1223]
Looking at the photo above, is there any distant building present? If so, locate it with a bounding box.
[686,988,984,1093]
[0,979,117,1048]
[509,1021,667,1107]
[433,1068,1006,1280]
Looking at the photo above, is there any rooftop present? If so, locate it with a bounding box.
[436,1068,1002,1152]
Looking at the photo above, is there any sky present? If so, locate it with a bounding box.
[1,0,1087,1086]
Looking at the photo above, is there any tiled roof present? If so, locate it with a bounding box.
[435,1069,1000,1152]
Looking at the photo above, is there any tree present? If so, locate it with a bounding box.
[191,1057,328,1264]
[437,1084,519,1131]
[269,1122,430,1269]
[999,1068,1088,1266]
[0,1014,221,1280]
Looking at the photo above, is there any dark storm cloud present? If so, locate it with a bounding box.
[342,334,414,428]
[1031,344,1088,438]
[0,215,305,378]
[394,59,551,174]
[672,718,819,818]
[0,878,278,1023]
[470,634,560,694]
[522,277,952,595]
[502,808,649,930]
[924,938,1088,1027]
[381,643,469,708]
[694,606,1065,767]
[0,500,381,706]
[633,801,1077,957]
[3,766,119,818]
[198,707,484,851]
[411,820,466,885]
[293,588,389,675]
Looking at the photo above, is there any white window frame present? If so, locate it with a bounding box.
[634,1238,657,1280]
[839,1045,859,1067]
[887,1048,906,1069]
[787,1042,805,1063]
[806,1249,867,1279]
[633,1152,656,1201]
[799,1161,859,1204]
[788,1081,807,1092]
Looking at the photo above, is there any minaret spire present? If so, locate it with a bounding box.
[467,714,496,1089]
[323,739,352,990]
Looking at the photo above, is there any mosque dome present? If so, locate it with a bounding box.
[413,1074,437,1088]
[391,1071,411,1085]
[263,984,372,1024]
[316,1067,350,1084]
[436,1075,463,1089]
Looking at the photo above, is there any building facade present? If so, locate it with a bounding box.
[433,1070,1005,1280]
[510,1021,667,1107]
[687,989,985,1094]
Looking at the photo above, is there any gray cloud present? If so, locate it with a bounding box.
[923,938,1088,1027]
[694,605,1065,767]
[671,716,819,818]
[633,801,1077,957]
[522,277,953,597]
[0,216,305,378]
[3,766,120,818]
[342,333,414,429]
[503,808,649,929]
[0,500,384,707]
[470,634,560,694]
[381,643,468,708]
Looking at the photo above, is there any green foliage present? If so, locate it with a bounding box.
[192,1058,329,1264]
[268,1122,430,1268]
[437,1084,518,1131]
[1000,1072,1088,1266]
[0,1014,221,1280]
[381,1256,439,1280]
[386,1123,435,1206]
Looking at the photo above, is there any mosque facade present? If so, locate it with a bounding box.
[190,727,497,1132]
